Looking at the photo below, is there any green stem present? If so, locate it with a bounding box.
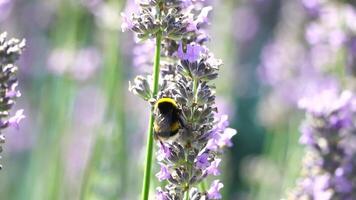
[141,31,162,200]
[184,190,190,200]
[193,78,199,103]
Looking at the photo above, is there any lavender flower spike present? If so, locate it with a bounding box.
[0,32,25,169]
[288,88,356,200]
[124,0,236,199]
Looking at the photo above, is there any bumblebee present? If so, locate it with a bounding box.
[153,97,185,141]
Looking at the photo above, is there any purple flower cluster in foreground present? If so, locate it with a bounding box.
[122,0,236,199]
[155,115,236,199]
[289,87,356,200]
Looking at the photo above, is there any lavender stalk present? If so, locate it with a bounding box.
[288,88,356,200]
[0,32,25,169]
[122,1,236,199]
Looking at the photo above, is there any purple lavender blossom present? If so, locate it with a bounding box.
[195,152,210,169]
[156,164,171,181]
[124,0,236,199]
[0,0,13,21]
[47,47,101,81]
[157,143,172,162]
[347,36,356,75]
[233,6,260,43]
[7,110,25,130]
[289,88,356,200]
[301,0,322,17]
[177,42,204,62]
[206,158,221,176]
[206,115,237,151]
[207,180,224,199]
[156,190,167,200]
[0,32,25,169]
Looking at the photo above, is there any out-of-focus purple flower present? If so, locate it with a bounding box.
[71,47,101,81]
[0,0,13,21]
[132,39,155,71]
[299,122,314,145]
[47,48,74,75]
[298,89,353,118]
[233,6,260,43]
[195,153,210,169]
[305,22,325,46]
[47,47,101,81]
[301,0,322,17]
[206,158,221,176]
[156,164,171,181]
[177,42,204,62]
[290,89,356,199]
[207,180,223,199]
[216,97,234,119]
[347,36,356,75]
[8,109,25,130]
[334,176,352,193]
[313,175,332,200]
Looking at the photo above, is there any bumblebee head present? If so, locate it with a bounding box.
[155,97,178,114]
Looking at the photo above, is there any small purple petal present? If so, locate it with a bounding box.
[156,164,171,181]
[195,153,210,169]
[313,175,331,200]
[299,122,314,145]
[177,42,204,62]
[207,180,224,199]
[334,176,352,193]
[5,82,21,98]
[206,158,221,176]
[217,128,237,148]
[8,109,25,130]
[157,143,171,161]
[156,187,169,200]
[206,115,236,151]
[196,6,213,24]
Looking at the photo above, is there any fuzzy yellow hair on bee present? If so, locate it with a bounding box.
[153,97,184,141]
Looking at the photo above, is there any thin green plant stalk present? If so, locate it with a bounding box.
[184,190,189,200]
[141,31,163,200]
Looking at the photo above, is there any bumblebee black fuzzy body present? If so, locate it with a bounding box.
[153,98,183,141]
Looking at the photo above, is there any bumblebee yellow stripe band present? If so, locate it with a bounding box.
[154,97,178,109]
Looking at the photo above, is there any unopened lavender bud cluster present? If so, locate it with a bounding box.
[288,88,356,200]
[123,0,236,199]
[0,32,25,169]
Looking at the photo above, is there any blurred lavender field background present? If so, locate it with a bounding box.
[1,0,356,199]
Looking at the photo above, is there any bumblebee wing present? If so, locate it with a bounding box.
[155,112,173,131]
[176,110,186,128]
